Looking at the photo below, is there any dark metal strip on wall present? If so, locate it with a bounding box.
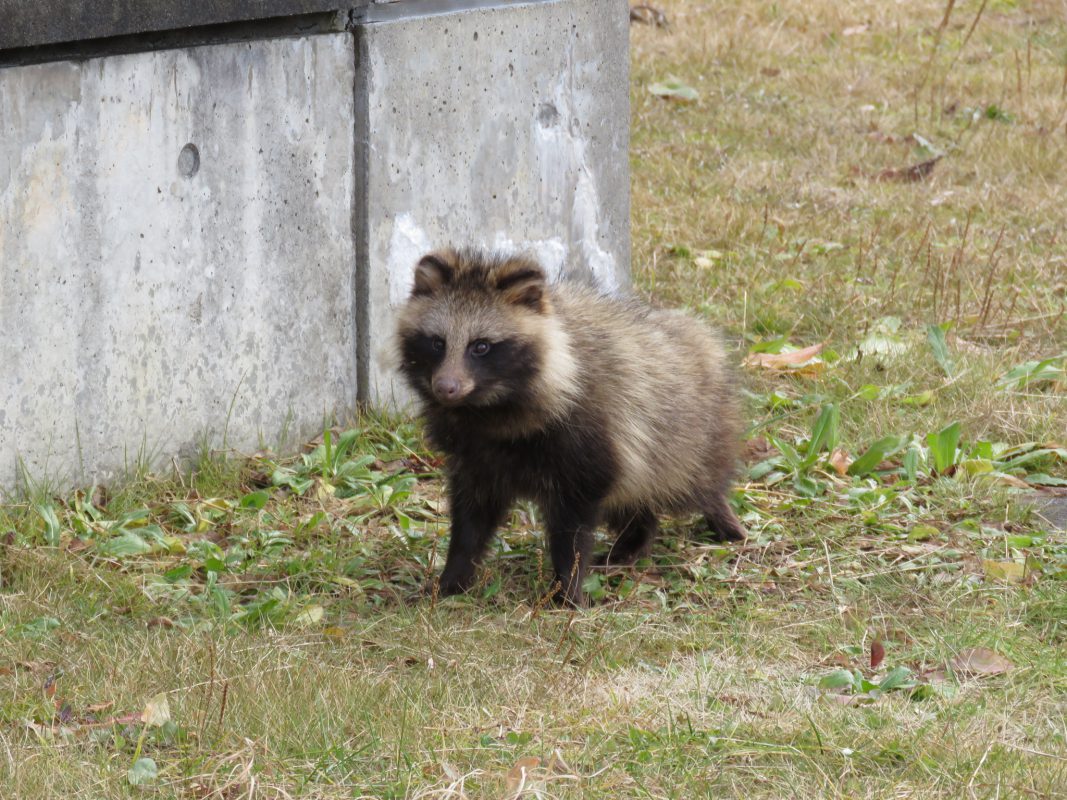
[0,1,558,69]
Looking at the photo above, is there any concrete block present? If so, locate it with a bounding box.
[356,0,631,404]
[0,35,358,490]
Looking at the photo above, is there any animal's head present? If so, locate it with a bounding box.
[396,248,572,411]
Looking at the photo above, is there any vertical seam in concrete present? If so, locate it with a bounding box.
[351,23,371,405]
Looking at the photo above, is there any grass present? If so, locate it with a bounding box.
[2,1,1066,797]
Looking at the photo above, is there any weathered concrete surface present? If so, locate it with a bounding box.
[0,35,357,490]
[358,0,631,404]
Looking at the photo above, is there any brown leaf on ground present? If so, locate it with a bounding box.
[876,156,943,182]
[745,437,778,464]
[984,472,1031,489]
[504,756,542,794]
[630,4,669,28]
[742,342,826,371]
[951,647,1014,676]
[829,449,852,476]
[870,639,885,670]
[17,660,56,674]
[982,559,1028,583]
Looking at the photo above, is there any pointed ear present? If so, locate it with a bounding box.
[411,252,455,297]
[494,259,547,311]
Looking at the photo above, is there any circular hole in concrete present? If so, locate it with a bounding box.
[178,143,200,178]
[537,102,560,128]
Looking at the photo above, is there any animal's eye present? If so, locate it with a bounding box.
[431,337,445,352]
[470,340,492,357]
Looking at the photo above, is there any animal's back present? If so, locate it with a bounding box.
[551,283,739,513]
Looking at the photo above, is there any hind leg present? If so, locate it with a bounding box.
[598,507,658,566]
[702,491,746,542]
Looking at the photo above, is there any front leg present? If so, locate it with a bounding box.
[545,497,601,607]
[435,472,511,597]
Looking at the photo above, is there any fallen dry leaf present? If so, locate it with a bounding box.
[745,437,778,464]
[546,749,573,775]
[742,342,826,372]
[951,647,1014,677]
[982,559,1029,583]
[504,756,542,795]
[876,156,943,183]
[18,660,56,674]
[630,4,669,28]
[870,639,885,670]
[141,692,171,728]
[919,667,950,684]
[829,448,853,476]
[981,472,1032,489]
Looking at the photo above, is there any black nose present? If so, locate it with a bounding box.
[433,377,461,400]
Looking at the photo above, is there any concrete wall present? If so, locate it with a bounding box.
[0,36,358,489]
[0,0,630,492]
[358,0,630,402]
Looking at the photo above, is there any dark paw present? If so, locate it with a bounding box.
[706,522,747,543]
[424,574,472,600]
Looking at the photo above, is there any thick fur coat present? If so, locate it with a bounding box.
[396,248,744,605]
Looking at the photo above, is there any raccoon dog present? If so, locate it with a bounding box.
[396,248,745,606]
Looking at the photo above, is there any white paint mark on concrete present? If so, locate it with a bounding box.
[533,76,620,294]
[490,232,568,283]
[387,212,434,306]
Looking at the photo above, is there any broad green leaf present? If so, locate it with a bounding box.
[96,531,153,558]
[878,666,914,692]
[807,403,840,459]
[908,524,939,542]
[649,76,700,103]
[903,441,923,482]
[996,448,1067,472]
[958,459,994,475]
[901,390,934,407]
[15,616,60,638]
[792,474,823,497]
[848,436,905,476]
[240,490,271,510]
[746,337,789,356]
[927,422,961,474]
[854,331,907,358]
[292,604,325,628]
[926,324,955,377]
[818,669,856,692]
[1025,473,1067,487]
[36,504,62,546]
[127,758,158,786]
[1004,535,1034,548]
[997,354,1066,391]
